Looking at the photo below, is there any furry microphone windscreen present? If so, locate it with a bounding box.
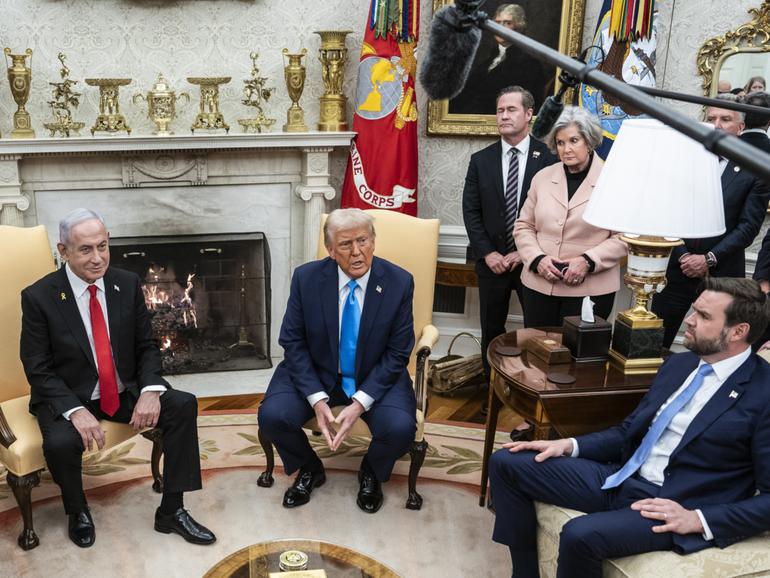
[418,5,481,101]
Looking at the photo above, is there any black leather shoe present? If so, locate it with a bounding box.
[68,509,95,548]
[154,508,216,545]
[509,423,534,442]
[356,470,383,514]
[283,468,326,508]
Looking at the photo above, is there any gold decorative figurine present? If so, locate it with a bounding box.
[43,53,85,137]
[187,77,231,133]
[4,47,35,138]
[133,74,189,136]
[314,30,352,131]
[282,48,308,132]
[238,51,275,133]
[85,78,132,135]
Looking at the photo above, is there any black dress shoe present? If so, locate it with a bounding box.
[68,509,95,548]
[509,423,534,442]
[154,508,216,545]
[356,470,383,514]
[283,468,326,508]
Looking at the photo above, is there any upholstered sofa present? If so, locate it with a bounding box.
[534,350,770,578]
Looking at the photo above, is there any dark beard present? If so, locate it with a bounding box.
[684,328,729,356]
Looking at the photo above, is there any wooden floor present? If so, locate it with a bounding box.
[199,383,521,432]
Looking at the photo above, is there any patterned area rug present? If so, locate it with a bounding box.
[0,413,510,512]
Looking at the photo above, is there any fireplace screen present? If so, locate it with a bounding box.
[110,233,271,375]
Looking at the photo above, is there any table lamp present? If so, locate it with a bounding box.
[583,118,725,374]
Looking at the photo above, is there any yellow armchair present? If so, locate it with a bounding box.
[257,209,440,509]
[0,225,163,550]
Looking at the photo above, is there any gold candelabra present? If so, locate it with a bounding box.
[43,53,85,137]
[238,51,275,134]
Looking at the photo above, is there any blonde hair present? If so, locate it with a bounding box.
[324,208,376,248]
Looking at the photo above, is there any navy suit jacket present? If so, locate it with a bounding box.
[265,256,416,412]
[576,351,770,554]
[668,161,769,280]
[462,138,558,275]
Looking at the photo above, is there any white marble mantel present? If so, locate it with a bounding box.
[0,131,354,361]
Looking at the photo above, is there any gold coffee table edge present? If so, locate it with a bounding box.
[203,538,401,578]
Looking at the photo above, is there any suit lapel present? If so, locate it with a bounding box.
[486,141,506,206]
[720,161,740,194]
[103,269,122,356]
[52,267,96,370]
[320,259,340,371]
[356,258,385,378]
[549,167,568,208]
[520,143,544,209]
[669,355,755,462]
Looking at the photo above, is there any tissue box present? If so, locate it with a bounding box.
[562,316,612,362]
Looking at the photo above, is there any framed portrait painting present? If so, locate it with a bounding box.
[427,0,586,136]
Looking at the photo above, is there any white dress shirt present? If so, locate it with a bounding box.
[572,346,752,541]
[62,264,165,419]
[501,135,531,214]
[305,266,376,411]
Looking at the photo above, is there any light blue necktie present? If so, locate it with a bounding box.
[602,363,714,489]
[340,279,361,398]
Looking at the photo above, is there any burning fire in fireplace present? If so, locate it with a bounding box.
[143,266,199,329]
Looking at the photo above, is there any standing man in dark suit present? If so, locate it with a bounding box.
[652,95,769,348]
[490,277,770,578]
[20,208,215,548]
[462,85,557,416]
[258,208,416,514]
[744,91,770,349]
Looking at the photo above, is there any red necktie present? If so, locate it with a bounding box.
[88,285,120,416]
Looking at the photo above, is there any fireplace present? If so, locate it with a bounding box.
[110,233,271,375]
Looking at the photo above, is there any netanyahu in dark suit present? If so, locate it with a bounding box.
[489,277,770,578]
[258,209,416,514]
[20,209,214,548]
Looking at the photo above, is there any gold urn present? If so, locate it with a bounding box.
[134,74,189,136]
[314,30,352,132]
[4,48,35,139]
[282,48,308,132]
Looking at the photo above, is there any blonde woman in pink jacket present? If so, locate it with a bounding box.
[513,106,627,327]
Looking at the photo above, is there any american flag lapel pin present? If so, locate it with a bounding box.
[734,166,740,172]
[60,292,66,301]
[114,285,120,292]
[729,390,739,399]
[532,151,541,159]
[376,285,382,293]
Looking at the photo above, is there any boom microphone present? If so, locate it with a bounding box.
[531,69,579,140]
[418,3,482,100]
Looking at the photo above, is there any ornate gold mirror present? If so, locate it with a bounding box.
[697,1,770,96]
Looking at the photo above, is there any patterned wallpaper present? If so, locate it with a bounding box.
[0,0,762,226]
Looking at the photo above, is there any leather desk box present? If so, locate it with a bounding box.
[525,337,572,364]
[562,316,612,362]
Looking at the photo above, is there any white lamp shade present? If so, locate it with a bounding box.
[583,118,726,238]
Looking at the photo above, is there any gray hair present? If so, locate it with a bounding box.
[59,208,105,246]
[543,106,603,154]
[710,93,745,121]
[324,208,376,248]
[495,4,527,32]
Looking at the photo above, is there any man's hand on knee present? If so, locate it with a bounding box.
[70,408,106,451]
[631,498,704,534]
[502,438,573,462]
[130,391,161,431]
[312,400,337,449]
[331,400,365,451]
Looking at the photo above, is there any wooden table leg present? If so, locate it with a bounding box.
[479,380,502,507]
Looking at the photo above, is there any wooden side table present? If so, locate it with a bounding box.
[479,328,655,506]
[436,260,478,288]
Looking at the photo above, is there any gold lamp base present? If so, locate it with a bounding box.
[608,235,682,375]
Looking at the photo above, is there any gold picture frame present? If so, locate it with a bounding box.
[426,0,587,136]
[696,0,770,97]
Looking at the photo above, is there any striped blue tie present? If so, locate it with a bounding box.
[504,148,520,254]
[602,363,714,489]
[339,279,360,398]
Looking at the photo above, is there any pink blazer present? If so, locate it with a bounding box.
[513,158,627,297]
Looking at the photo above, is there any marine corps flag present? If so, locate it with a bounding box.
[341,0,419,215]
